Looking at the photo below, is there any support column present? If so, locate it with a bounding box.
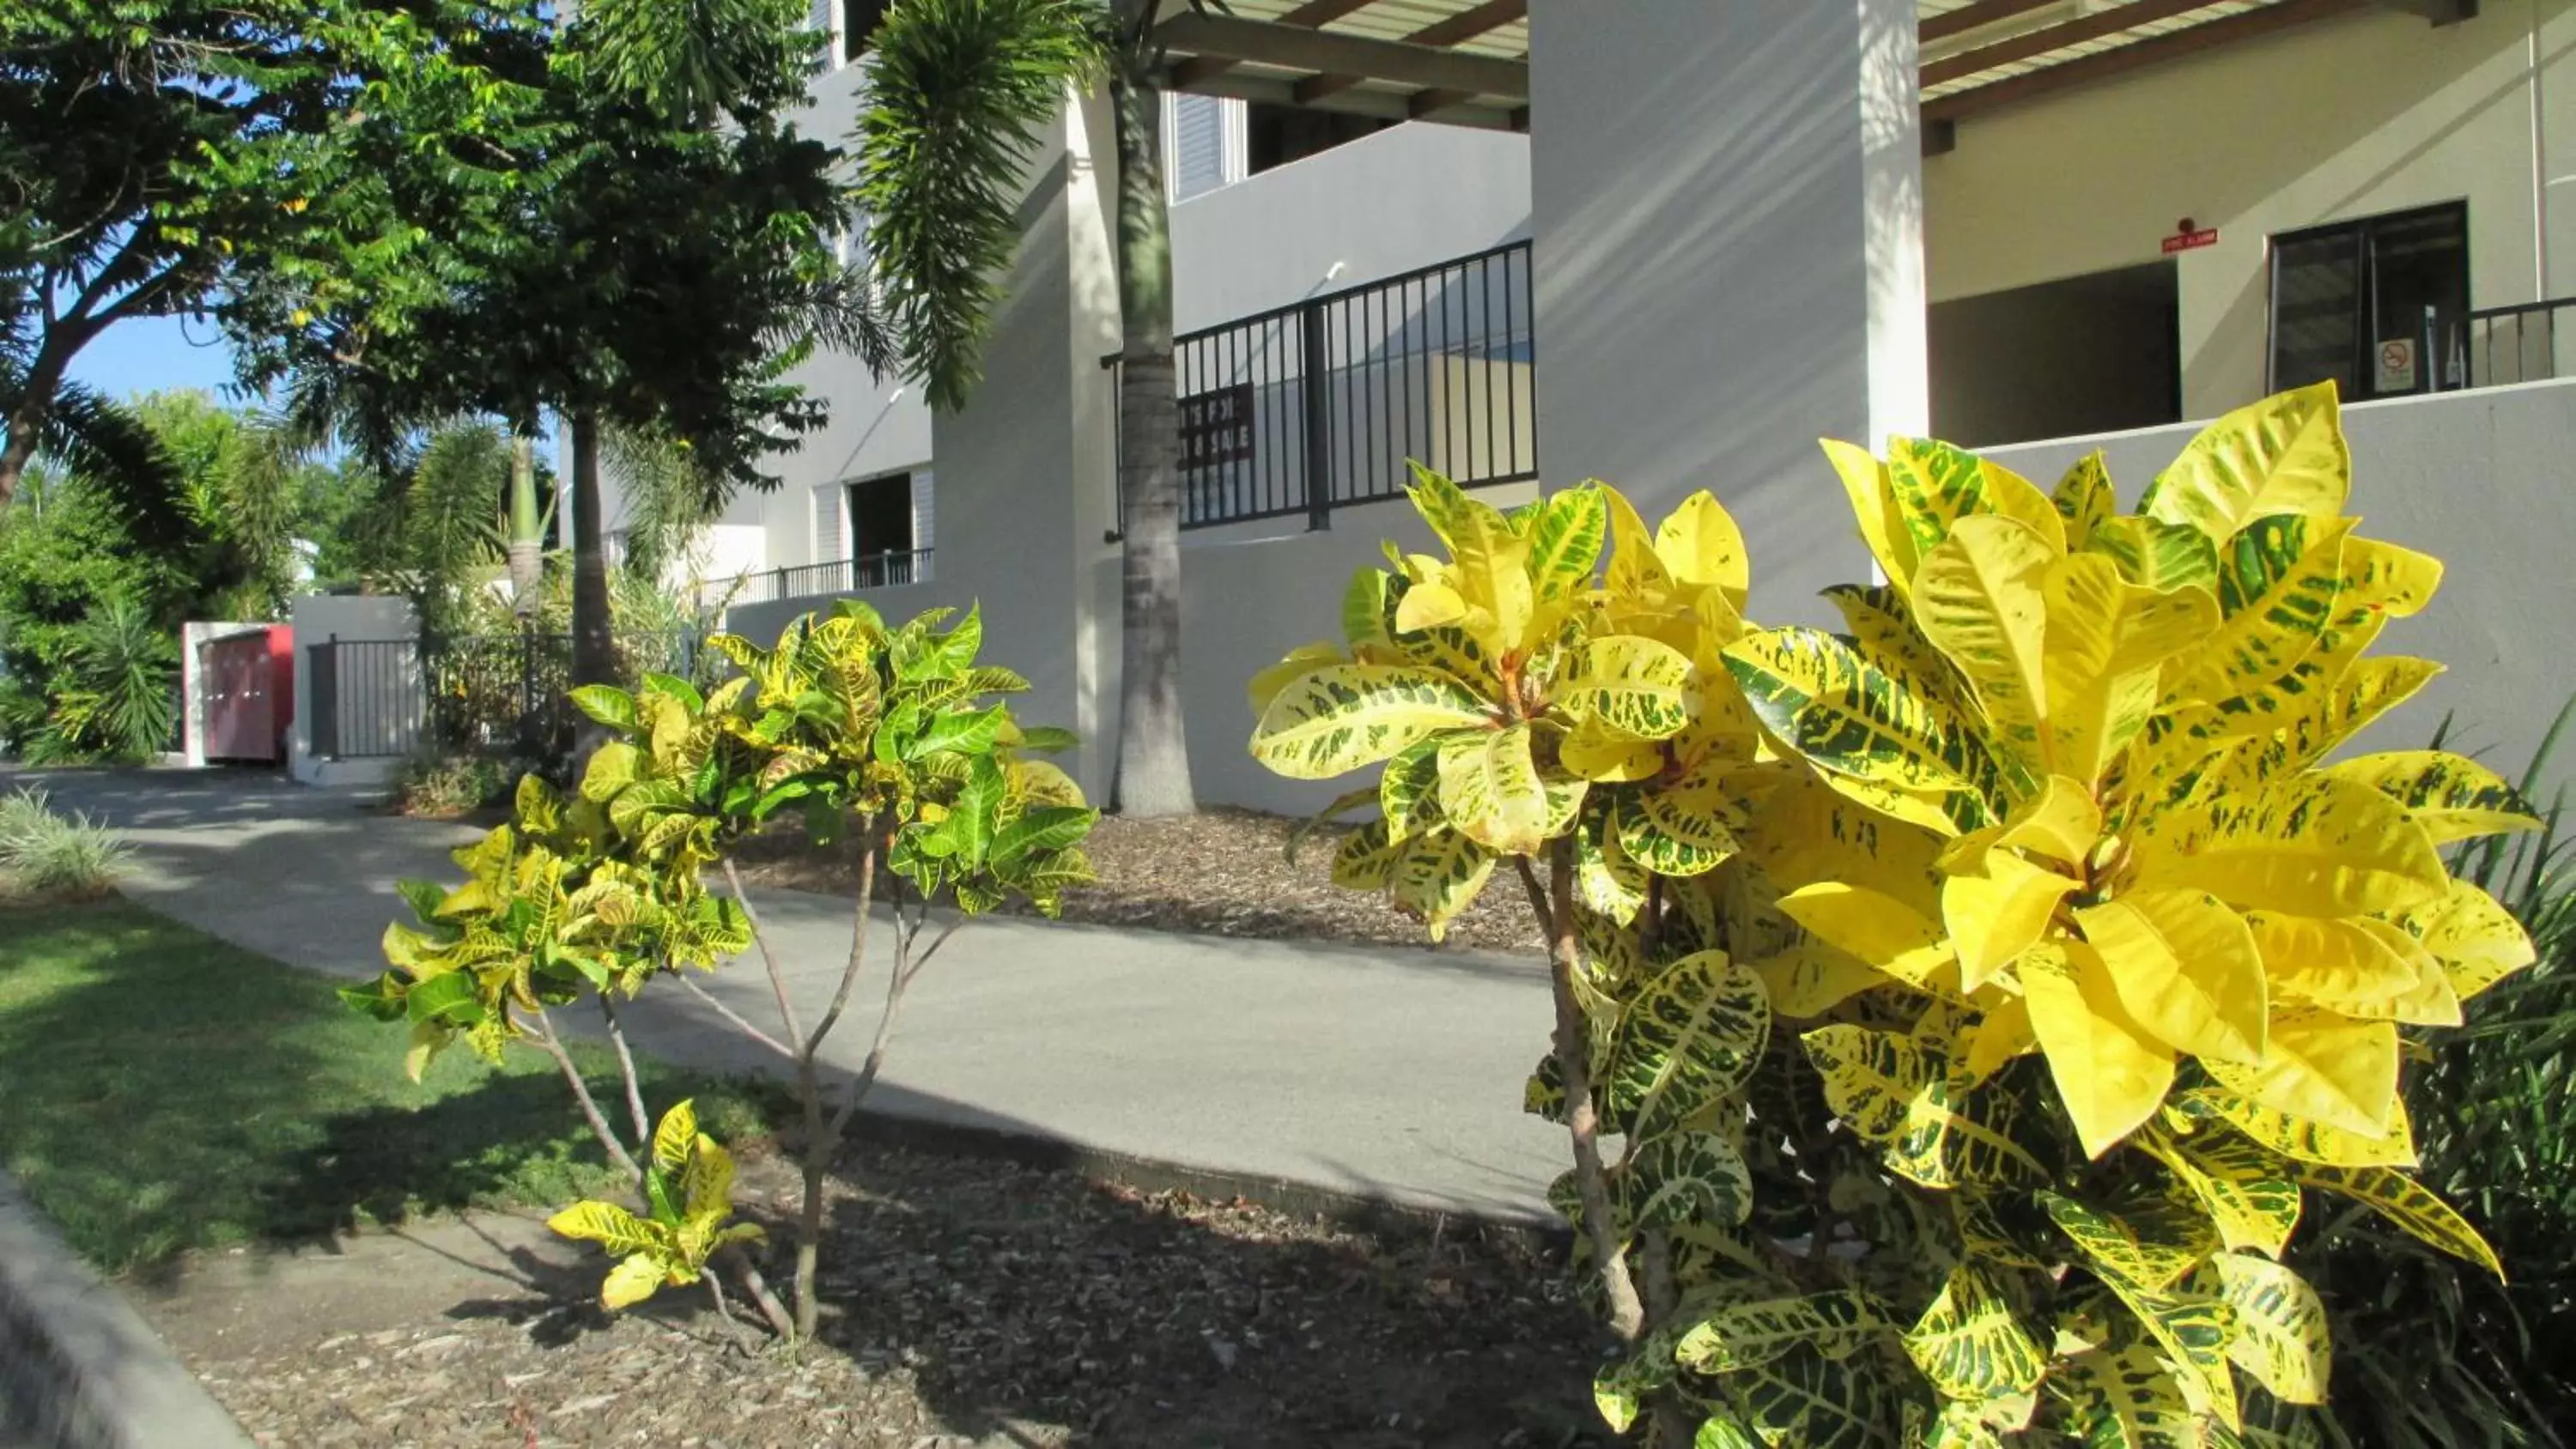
[1529,0,1927,622]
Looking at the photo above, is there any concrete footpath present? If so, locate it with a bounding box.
[3,767,1564,1225]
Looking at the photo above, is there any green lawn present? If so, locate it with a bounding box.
[0,898,778,1276]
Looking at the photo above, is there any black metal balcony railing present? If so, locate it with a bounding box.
[2458,297,2573,390]
[723,548,933,607]
[1115,239,1537,533]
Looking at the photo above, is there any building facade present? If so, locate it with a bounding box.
[677,0,2570,811]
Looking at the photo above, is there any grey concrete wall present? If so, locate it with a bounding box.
[1168,121,1530,331]
[285,594,416,789]
[1987,379,2576,803]
[1528,0,1924,630]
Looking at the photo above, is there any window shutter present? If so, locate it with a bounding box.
[812,482,846,564]
[911,471,934,555]
[1168,94,1242,202]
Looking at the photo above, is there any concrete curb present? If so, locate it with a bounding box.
[0,1174,252,1449]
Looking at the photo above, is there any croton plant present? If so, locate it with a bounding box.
[1250,384,2536,1447]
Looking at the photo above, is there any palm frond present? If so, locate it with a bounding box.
[855,0,1107,411]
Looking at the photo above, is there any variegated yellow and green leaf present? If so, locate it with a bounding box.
[1558,635,1698,740]
[1802,1024,2048,1188]
[1824,437,1918,596]
[2137,1125,2302,1258]
[1914,516,2056,778]
[2167,1087,2419,1169]
[1617,792,1735,877]
[1247,641,1347,716]
[2212,1252,2330,1406]
[1674,1291,1886,1374]
[1249,664,1489,779]
[2384,876,2537,999]
[2136,773,2448,919]
[1902,1264,2046,1403]
[1886,436,2063,561]
[2202,1007,2397,1141]
[1607,950,1771,1143]
[2050,1340,2202,1449]
[1435,723,1551,855]
[2141,380,2348,540]
[1377,737,1444,844]
[2294,1163,2501,1276]
[1616,1130,1755,1231]
[2052,452,2116,550]
[1655,490,1753,607]
[1527,483,1610,599]
[2039,1188,2218,1295]
[2087,515,2221,595]
[1331,820,1404,891]
[1388,827,1496,941]
[1725,626,2004,809]
[2322,749,2540,845]
[1711,1343,1908,1449]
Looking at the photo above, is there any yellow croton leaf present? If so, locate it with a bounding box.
[1434,724,1551,856]
[2021,941,2174,1158]
[2204,1008,2398,1140]
[2143,379,2349,540]
[1821,437,1917,596]
[1941,850,2077,991]
[2323,749,2542,846]
[1745,765,1947,908]
[2038,554,2218,784]
[1389,827,1497,942]
[1753,943,1886,1019]
[2213,1252,2333,1408]
[1246,641,1346,716]
[2137,1124,2303,1258]
[2050,452,2115,551]
[599,1253,672,1310]
[1652,491,1751,609]
[1914,516,2056,780]
[1393,578,1472,634]
[1559,716,1664,783]
[2137,773,2449,920]
[2172,1086,2421,1169]
[2387,877,2537,1000]
[1602,483,1674,603]
[1956,992,2038,1089]
[2250,912,2422,1013]
[1249,665,1489,779]
[1556,635,1699,740]
[2076,888,2268,1067]
[1777,882,1954,991]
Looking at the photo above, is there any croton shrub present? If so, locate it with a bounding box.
[1249,384,2537,1446]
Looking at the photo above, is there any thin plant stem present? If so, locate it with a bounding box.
[519,1006,641,1185]
[672,973,797,1061]
[787,826,878,1342]
[598,992,651,1150]
[1517,850,1645,1342]
[723,858,805,1046]
[717,1243,798,1341]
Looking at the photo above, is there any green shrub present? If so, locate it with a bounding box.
[0,788,131,898]
[393,751,511,816]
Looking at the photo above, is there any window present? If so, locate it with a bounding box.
[1246,102,1394,177]
[2269,203,2469,400]
[841,0,888,66]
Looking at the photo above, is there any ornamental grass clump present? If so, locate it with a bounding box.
[1250,383,2537,1446]
[346,601,1095,1341]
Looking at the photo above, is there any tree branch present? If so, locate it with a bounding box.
[721,858,805,1046]
[519,1005,641,1185]
[1518,851,1645,1342]
[672,972,797,1060]
[598,992,653,1149]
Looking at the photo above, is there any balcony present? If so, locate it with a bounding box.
[1115,239,1536,533]
[717,548,933,609]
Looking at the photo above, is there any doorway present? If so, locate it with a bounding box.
[1929,261,2182,448]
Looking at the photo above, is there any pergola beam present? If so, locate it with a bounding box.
[1922,0,2227,88]
[1927,0,2362,124]
[1156,11,1530,102]
[2368,0,2476,22]
[1166,0,1379,89]
[1296,0,1526,104]
[1179,68,1523,130]
[1920,0,2069,45]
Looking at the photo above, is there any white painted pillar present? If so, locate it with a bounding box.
[1529,0,1928,622]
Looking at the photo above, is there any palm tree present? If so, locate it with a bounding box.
[858,0,1194,815]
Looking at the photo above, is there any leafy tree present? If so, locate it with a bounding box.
[1253,386,2539,1445]
[0,0,552,506]
[857,0,1197,815]
[228,0,878,688]
[349,601,1096,1340]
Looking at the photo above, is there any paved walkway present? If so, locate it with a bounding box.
[3,767,1564,1225]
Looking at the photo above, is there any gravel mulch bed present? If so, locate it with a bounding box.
[152,1144,1612,1448]
[732,809,1545,956]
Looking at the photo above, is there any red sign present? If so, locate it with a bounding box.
[2161,227,2220,254]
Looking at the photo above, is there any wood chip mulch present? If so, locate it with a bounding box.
[160,1144,1615,1448]
[730,809,1546,957]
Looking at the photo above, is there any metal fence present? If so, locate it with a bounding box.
[307,629,710,761]
[2457,297,2574,390]
[723,548,934,607]
[1115,239,1537,533]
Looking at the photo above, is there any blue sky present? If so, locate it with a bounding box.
[66,314,240,403]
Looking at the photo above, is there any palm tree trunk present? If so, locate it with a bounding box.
[568,409,617,687]
[507,434,544,615]
[1109,53,1194,819]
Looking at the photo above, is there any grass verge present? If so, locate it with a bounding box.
[0,897,779,1277]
